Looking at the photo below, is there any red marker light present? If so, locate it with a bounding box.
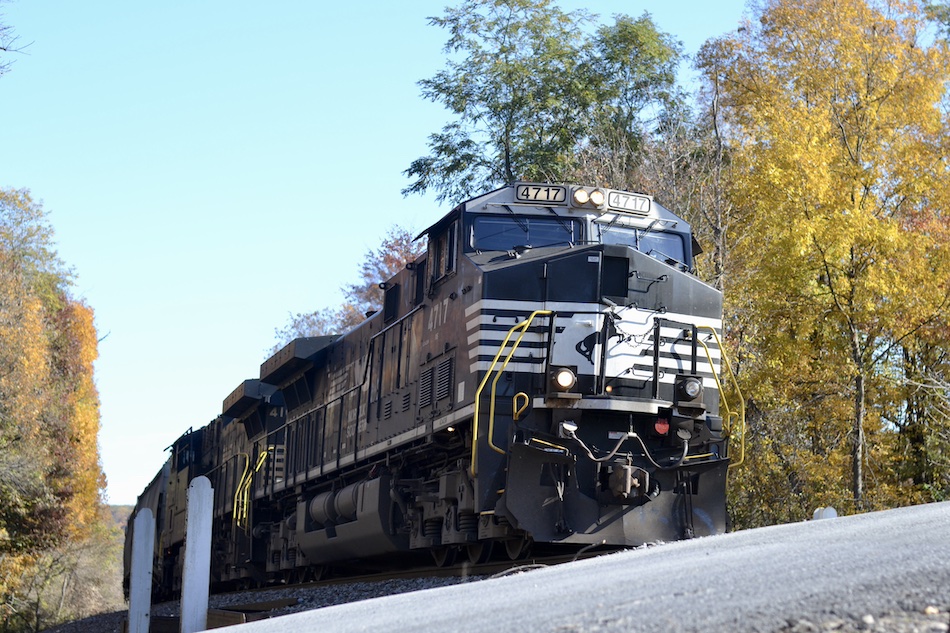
[654,419,670,435]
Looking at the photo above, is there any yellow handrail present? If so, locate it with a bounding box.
[232,453,250,529]
[695,326,745,469]
[233,448,270,531]
[471,310,552,475]
[512,392,530,421]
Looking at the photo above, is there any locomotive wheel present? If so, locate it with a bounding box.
[504,536,531,560]
[466,541,494,564]
[293,566,325,584]
[430,546,457,568]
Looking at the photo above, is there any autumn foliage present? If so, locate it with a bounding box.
[696,0,950,522]
[0,189,108,631]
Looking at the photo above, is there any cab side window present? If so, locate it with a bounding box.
[429,220,457,283]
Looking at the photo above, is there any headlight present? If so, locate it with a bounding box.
[551,367,577,391]
[674,375,705,415]
[571,187,606,208]
[681,377,702,399]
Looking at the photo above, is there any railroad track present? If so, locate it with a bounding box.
[165,547,618,629]
[214,546,613,595]
[295,547,609,585]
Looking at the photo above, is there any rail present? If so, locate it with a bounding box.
[695,325,746,469]
[470,310,552,476]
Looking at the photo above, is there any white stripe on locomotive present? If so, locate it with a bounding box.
[463,299,722,388]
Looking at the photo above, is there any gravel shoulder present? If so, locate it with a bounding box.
[42,502,950,633]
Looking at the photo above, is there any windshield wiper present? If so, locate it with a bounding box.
[636,218,679,242]
[648,249,689,272]
[502,205,530,234]
[597,212,623,236]
[543,206,576,242]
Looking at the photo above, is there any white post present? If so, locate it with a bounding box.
[128,508,155,633]
[813,506,838,520]
[180,476,214,633]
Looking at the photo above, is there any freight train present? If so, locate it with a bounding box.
[123,182,743,598]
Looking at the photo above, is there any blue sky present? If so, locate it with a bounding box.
[0,0,749,505]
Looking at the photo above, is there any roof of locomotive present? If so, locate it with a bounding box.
[222,378,282,419]
[259,336,338,387]
[420,182,693,244]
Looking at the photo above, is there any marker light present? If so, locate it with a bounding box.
[573,189,590,205]
[589,189,606,206]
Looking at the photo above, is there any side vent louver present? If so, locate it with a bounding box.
[435,358,453,402]
[419,367,434,408]
[419,357,454,409]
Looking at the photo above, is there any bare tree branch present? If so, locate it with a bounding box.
[0,2,30,78]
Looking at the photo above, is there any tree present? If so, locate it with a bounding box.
[699,0,950,514]
[272,225,425,351]
[896,339,950,499]
[925,0,950,34]
[47,299,105,535]
[404,0,683,205]
[5,508,124,633]
[0,191,69,562]
[404,0,591,204]
[569,15,684,193]
[0,189,107,631]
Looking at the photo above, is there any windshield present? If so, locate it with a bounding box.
[471,215,582,251]
[598,224,687,268]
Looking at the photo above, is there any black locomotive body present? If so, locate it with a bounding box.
[124,183,737,597]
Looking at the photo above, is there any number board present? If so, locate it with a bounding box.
[515,185,567,204]
[607,191,651,215]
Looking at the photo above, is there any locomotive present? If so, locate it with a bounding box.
[124,182,741,598]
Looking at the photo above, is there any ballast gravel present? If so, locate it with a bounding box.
[40,576,477,633]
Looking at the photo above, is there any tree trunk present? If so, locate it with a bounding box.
[852,371,865,508]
